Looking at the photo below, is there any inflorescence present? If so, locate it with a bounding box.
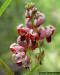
[10,2,55,69]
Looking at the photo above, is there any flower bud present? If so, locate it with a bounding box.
[45,25,55,37]
[16,62,23,66]
[12,52,26,66]
[25,2,35,10]
[17,24,30,35]
[31,40,37,50]
[46,35,51,43]
[34,13,45,27]
[38,13,45,25]
[12,53,23,62]
[26,18,33,29]
[30,32,40,40]
[21,35,26,41]
[32,7,37,14]
[45,25,55,42]
[17,24,24,35]
[25,10,32,18]
[23,56,31,69]
[10,43,26,53]
[37,26,46,40]
[17,36,28,49]
[29,9,33,17]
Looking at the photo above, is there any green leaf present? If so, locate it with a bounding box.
[0,0,12,16]
[0,58,14,75]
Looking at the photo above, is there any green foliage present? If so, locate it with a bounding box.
[0,58,14,75]
[0,0,12,16]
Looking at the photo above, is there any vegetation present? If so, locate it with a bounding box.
[0,0,60,75]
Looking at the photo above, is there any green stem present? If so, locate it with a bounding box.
[37,41,42,62]
[31,15,34,25]
[27,47,31,56]
[25,41,42,75]
[27,47,32,64]
[26,64,39,75]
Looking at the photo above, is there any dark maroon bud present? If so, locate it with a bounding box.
[16,62,22,66]
[21,35,26,41]
[40,61,42,65]
[25,66,29,69]
[31,40,37,50]
[46,36,51,43]
[32,40,36,46]
[26,33,30,40]
[17,36,28,48]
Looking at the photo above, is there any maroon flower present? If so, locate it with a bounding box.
[23,56,31,69]
[45,25,55,42]
[17,24,24,35]
[34,12,45,27]
[17,36,28,49]
[26,18,33,29]
[10,43,26,53]
[37,26,46,40]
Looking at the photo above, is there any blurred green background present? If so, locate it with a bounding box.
[0,0,60,73]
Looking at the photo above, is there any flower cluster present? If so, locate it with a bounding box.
[10,2,55,69]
